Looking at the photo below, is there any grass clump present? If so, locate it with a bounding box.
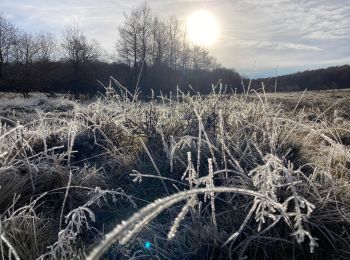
[1,83,350,259]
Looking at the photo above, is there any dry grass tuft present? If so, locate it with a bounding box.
[1,85,350,259]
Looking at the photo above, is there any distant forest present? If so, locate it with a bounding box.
[249,65,350,93]
[0,3,349,98]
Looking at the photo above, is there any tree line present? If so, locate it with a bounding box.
[0,14,107,98]
[248,65,350,93]
[117,3,218,73]
[0,2,243,98]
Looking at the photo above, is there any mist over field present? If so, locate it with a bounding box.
[1,1,350,260]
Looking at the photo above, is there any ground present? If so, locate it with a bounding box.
[1,88,350,259]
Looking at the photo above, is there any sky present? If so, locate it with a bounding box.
[1,0,350,77]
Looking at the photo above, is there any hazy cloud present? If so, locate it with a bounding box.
[233,40,322,51]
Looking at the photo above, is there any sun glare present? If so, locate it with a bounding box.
[187,10,220,46]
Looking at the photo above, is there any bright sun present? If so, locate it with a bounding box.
[187,10,220,46]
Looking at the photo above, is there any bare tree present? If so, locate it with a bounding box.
[62,24,99,75]
[117,9,139,67]
[35,33,57,95]
[0,14,16,79]
[150,16,168,66]
[117,1,152,68]
[137,2,152,64]
[36,32,57,62]
[165,16,181,69]
[190,45,218,71]
[11,32,56,66]
[22,33,40,66]
[61,24,100,97]
[179,22,191,70]
[8,31,41,97]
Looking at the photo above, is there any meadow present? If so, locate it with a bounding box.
[1,82,350,259]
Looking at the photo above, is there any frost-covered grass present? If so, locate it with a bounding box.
[1,84,350,259]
